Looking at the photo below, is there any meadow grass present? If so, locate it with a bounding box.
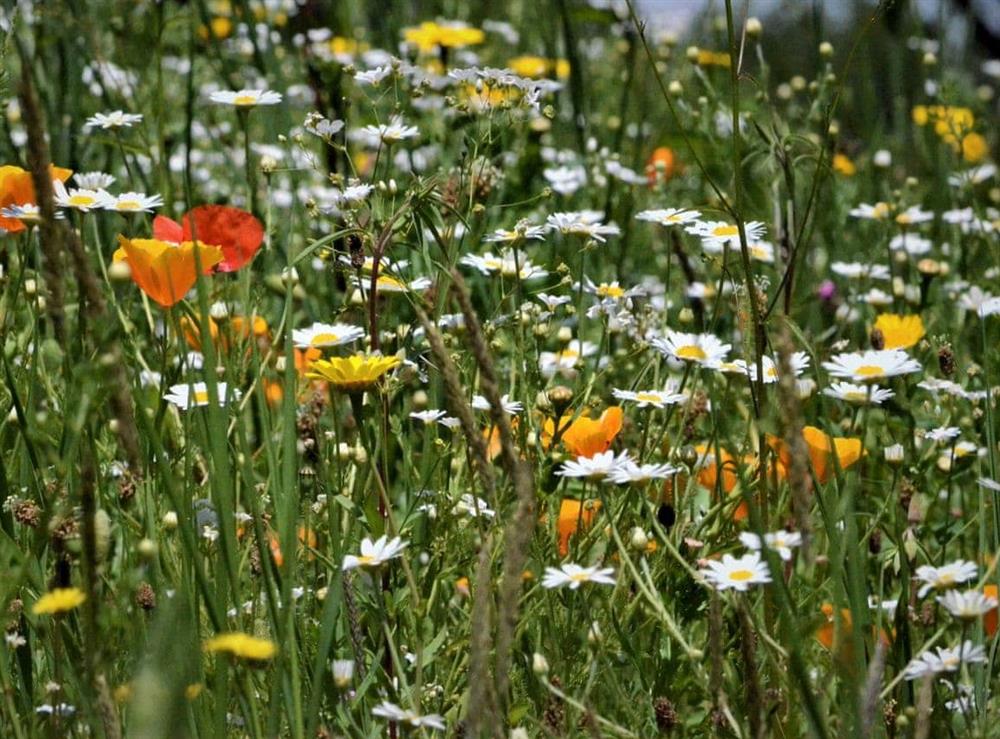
[0,0,999,736]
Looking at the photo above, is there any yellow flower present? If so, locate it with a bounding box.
[32,587,86,615]
[204,632,277,661]
[508,55,549,78]
[306,354,401,392]
[832,153,856,176]
[874,313,925,350]
[962,133,988,163]
[695,50,731,68]
[402,21,483,52]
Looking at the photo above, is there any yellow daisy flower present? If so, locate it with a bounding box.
[204,632,277,661]
[32,587,86,616]
[306,354,401,392]
[874,313,925,350]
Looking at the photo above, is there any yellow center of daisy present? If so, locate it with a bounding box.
[711,225,739,237]
[311,333,339,346]
[234,94,258,105]
[666,214,682,222]
[729,569,754,581]
[357,555,376,566]
[937,573,954,585]
[193,390,210,404]
[873,203,890,219]
[557,349,579,360]
[377,276,406,290]
[854,365,885,378]
[636,392,661,403]
[845,390,867,402]
[69,194,96,207]
[568,572,589,582]
[596,284,625,298]
[751,246,769,259]
[766,366,778,378]
[676,345,707,361]
[116,200,141,210]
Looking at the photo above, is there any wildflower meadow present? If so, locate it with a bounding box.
[2,0,1000,736]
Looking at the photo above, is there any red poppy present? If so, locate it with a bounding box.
[154,205,264,272]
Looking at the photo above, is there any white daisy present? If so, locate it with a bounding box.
[948,163,996,187]
[823,382,894,405]
[484,220,547,244]
[292,322,365,349]
[728,352,810,384]
[210,89,283,107]
[471,394,523,415]
[848,201,892,221]
[53,181,115,212]
[106,192,164,213]
[634,208,702,227]
[354,65,393,85]
[738,530,802,562]
[538,340,598,379]
[437,416,462,430]
[556,450,632,481]
[937,590,998,620]
[699,552,772,592]
[84,110,143,129]
[342,536,408,571]
[925,426,961,443]
[652,330,731,367]
[605,460,679,484]
[611,388,686,409]
[371,701,445,731]
[72,171,115,190]
[459,252,547,280]
[830,262,891,281]
[686,220,766,251]
[164,382,240,410]
[453,494,495,518]
[360,116,419,144]
[822,349,922,382]
[410,410,448,424]
[541,563,616,590]
[546,211,620,242]
[914,560,978,598]
[895,205,934,226]
[904,641,987,680]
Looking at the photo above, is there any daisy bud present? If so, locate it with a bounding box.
[884,444,905,465]
[532,652,549,675]
[776,83,792,100]
[412,390,428,409]
[556,326,572,343]
[746,16,762,36]
[629,527,649,551]
[587,621,602,644]
[24,278,36,296]
[259,155,278,174]
[891,276,905,297]
[316,587,328,601]
[6,407,18,424]
[275,356,287,372]
[351,444,367,465]
[108,260,132,282]
[668,80,683,96]
[827,121,839,136]
[108,418,120,433]
[533,323,549,337]
[209,302,229,320]
[678,307,694,324]
[819,41,834,58]
[922,52,937,67]
[137,538,157,559]
[904,285,921,305]
[685,46,700,62]
[511,729,530,739]
[547,386,574,417]
[791,75,806,91]
[336,443,352,461]
[332,659,354,689]
[162,511,178,530]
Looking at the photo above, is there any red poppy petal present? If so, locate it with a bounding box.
[152,215,184,243]
[181,205,264,273]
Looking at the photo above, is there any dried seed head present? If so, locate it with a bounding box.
[870,327,885,351]
[653,696,679,733]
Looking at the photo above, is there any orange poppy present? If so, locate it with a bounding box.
[986,584,998,637]
[542,407,623,458]
[769,426,863,484]
[692,443,751,520]
[269,526,318,568]
[645,147,676,186]
[154,205,264,273]
[555,498,602,557]
[816,602,892,655]
[0,164,72,233]
[113,236,223,308]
